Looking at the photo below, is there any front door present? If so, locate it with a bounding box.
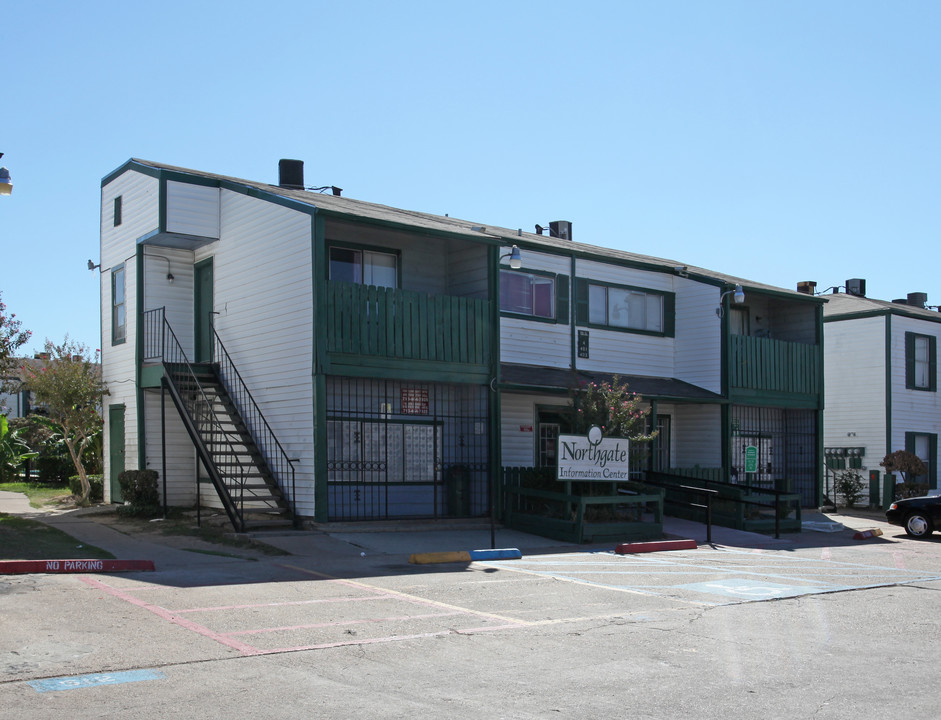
[194,258,214,363]
[108,405,125,502]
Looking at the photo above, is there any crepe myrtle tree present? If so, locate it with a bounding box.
[22,338,108,505]
[571,375,657,441]
[0,291,31,388]
[570,375,658,477]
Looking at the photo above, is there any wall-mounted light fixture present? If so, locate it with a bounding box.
[147,253,175,284]
[87,259,101,271]
[716,284,745,317]
[499,245,523,269]
[0,153,11,196]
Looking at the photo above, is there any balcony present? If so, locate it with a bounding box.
[730,334,820,403]
[325,281,492,380]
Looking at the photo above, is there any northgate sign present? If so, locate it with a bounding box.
[557,434,631,480]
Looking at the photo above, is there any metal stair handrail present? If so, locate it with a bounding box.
[143,307,251,530]
[209,322,297,521]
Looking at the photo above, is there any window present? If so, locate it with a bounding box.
[501,271,554,319]
[906,332,937,391]
[576,278,674,336]
[111,265,126,344]
[906,432,937,488]
[113,196,122,227]
[536,407,571,468]
[329,246,397,288]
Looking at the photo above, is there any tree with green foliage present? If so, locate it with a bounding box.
[570,375,657,474]
[0,291,31,389]
[21,338,108,505]
[571,375,657,440]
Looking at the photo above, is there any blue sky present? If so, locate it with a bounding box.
[2,1,939,352]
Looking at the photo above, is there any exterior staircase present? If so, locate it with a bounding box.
[144,308,296,532]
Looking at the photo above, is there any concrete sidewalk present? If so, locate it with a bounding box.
[0,489,899,568]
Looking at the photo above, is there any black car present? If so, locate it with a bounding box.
[886,495,941,538]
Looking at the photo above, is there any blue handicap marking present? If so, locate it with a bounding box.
[28,669,165,693]
[677,578,827,600]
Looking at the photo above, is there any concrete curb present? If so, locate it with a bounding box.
[409,548,523,565]
[0,559,156,575]
[615,539,698,554]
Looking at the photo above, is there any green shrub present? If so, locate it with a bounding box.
[69,474,103,503]
[35,456,75,483]
[118,470,160,507]
[835,470,866,508]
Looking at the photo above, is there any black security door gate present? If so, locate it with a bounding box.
[730,406,817,506]
[326,377,490,521]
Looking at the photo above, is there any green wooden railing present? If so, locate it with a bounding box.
[730,335,819,395]
[327,281,491,366]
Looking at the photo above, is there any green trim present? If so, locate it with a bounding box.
[728,388,820,409]
[721,403,730,478]
[135,248,145,471]
[140,365,165,388]
[110,264,127,345]
[489,245,502,517]
[322,356,490,384]
[885,314,892,458]
[826,306,941,325]
[313,212,328,522]
[573,277,676,338]
[905,432,938,488]
[569,255,577,368]
[816,304,825,505]
[158,177,167,234]
[904,331,937,391]
[498,267,563,323]
[325,240,402,286]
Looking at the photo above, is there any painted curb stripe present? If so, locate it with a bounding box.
[469,548,522,561]
[28,669,165,693]
[615,539,697,554]
[0,559,155,574]
[409,551,472,564]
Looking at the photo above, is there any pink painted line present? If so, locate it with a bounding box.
[80,577,260,655]
[171,596,386,614]
[821,548,832,561]
[893,551,907,570]
[226,610,464,637]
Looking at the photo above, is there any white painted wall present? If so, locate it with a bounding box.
[194,189,315,515]
[889,315,941,457]
[674,280,721,393]
[100,169,160,501]
[823,316,886,470]
[166,181,220,239]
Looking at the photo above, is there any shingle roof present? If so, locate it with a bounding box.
[823,292,941,322]
[116,159,824,303]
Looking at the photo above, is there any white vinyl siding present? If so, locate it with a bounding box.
[670,404,723,469]
[100,169,159,501]
[194,189,315,515]
[823,315,886,473]
[674,280,721,393]
[891,316,941,455]
[165,180,221,239]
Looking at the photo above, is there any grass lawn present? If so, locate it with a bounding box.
[0,482,74,509]
[0,513,114,561]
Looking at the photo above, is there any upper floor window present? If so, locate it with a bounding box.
[906,332,937,391]
[576,278,673,336]
[329,246,397,288]
[111,265,126,345]
[113,196,123,227]
[501,270,554,319]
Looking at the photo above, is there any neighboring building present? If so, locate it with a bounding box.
[821,283,940,493]
[1,357,44,418]
[98,158,825,529]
